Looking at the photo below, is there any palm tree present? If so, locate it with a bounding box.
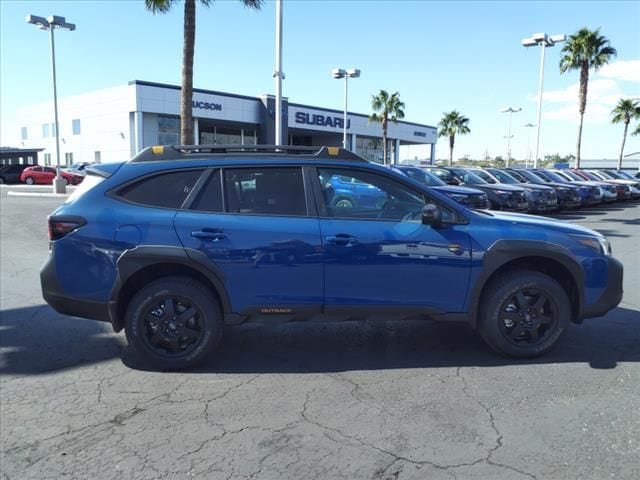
[369,90,405,165]
[611,98,640,170]
[438,111,470,166]
[633,124,640,137]
[145,0,262,145]
[559,28,617,168]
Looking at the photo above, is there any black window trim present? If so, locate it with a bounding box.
[308,165,468,225]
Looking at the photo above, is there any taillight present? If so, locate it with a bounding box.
[48,216,86,241]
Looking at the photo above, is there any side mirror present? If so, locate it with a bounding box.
[422,203,442,227]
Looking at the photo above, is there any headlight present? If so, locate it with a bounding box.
[495,190,511,197]
[571,234,611,256]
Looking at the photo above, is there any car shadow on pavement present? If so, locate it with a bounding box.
[0,305,125,375]
[2,305,638,375]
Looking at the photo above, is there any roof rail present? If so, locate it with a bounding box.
[129,144,368,163]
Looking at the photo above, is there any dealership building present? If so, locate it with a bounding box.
[15,80,436,165]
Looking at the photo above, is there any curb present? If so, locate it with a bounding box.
[7,191,69,198]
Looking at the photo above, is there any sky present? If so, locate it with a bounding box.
[1,0,639,162]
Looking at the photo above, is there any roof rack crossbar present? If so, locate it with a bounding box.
[130,144,368,163]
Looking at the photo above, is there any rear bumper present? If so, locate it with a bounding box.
[41,253,112,324]
[579,256,624,320]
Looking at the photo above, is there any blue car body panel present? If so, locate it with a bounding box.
[41,153,623,332]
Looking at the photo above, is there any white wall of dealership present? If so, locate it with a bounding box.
[15,81,436,165]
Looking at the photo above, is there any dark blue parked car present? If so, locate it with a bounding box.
[41,145,624,369]
[392,165,490,209]
[534,169,602,207]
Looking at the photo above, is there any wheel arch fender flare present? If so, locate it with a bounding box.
[110,246,232,329]
[467,240,584,328]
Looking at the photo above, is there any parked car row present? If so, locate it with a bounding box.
[391,165,640,214]
[0,163,95,185]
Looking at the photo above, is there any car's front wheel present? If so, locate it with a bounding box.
[478,269,570,357]
[25,177,34,185]
[124,276,223,370]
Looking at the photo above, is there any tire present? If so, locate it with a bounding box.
[25,177,34,185]
[124,276,223,370]
[0,177,5,184]
[478,269,570,358]
[334,197,354,209]
[63,178,69,186]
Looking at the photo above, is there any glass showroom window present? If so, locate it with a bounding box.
[21,127,28,141]
[216,127,242,145]
[44,153,51,166]
[42,123,50,137]
[356,136,384,164]
[72,119,81,135]
[243,129,257,145]
[158,115,179,145]
[65,153,74,165]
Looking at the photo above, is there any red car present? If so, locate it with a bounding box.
[20,166,83,186]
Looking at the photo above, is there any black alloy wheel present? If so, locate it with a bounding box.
[141,296,204,357]
[125,276,223,370]
[498,288,558,347]
[479,269,570,357]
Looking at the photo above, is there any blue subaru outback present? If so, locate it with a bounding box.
[41,145,624,369]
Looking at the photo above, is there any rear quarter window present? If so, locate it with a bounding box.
[116,169,204,209]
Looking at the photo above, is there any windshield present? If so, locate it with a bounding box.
[552,170,574,182]
[614,170,636,180]
[604,170,624,179]
[589,171,607,180]
[487,169,519,184]
[451,168,487,185]
[538,170,568,183]
[580,170,601,181]
[514,169,545,183]
[473,169,498,184]
[65,173,104,204]
[401,168,446,186]
[560,170,583,181]
[595,170,614,179]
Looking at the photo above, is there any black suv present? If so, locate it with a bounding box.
[0,164,31,184]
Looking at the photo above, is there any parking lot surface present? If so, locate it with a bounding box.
[1,191,639,480]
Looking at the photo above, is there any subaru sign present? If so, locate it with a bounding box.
[295,112,350,129]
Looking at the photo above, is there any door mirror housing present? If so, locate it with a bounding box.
[422,203,442,227]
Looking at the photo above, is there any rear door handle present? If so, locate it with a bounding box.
[326,234,359,247]
[191,228,226,241]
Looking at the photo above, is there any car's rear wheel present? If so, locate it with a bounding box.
[25,177,34,185]
[478,269,570,357]
[62,178,69,185]
[334,197,354,209]
[124,276,223,370]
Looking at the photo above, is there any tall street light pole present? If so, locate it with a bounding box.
[522,32,565,169]
[332,68,360,150]
[501,106,521,167]
[523,122,536,168]
[26,14,75,194]
[273,0,284,146]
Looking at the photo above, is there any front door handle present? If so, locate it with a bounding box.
[326,234,359,247]
[191,229,226,241]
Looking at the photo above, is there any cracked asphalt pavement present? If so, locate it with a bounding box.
[1,192,639,480]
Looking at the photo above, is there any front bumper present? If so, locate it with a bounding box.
[579,256,624,321]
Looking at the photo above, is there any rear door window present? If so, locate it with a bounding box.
[224,167,306,216]
[117,169,204,209]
